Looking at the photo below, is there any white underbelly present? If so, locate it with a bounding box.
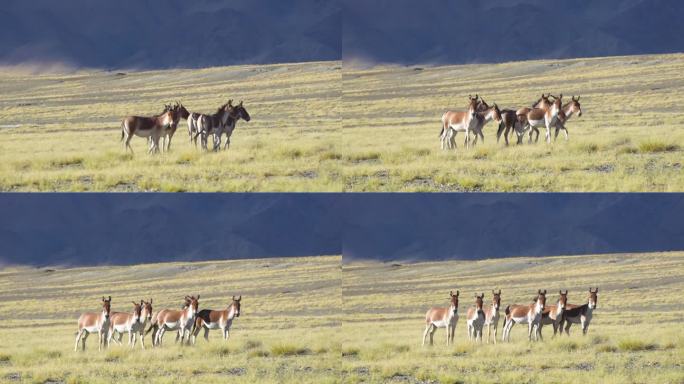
[448,122,465,132]
[112,324,129,333]
[511,316,528,324]
[204,322,221,330]
[163,321,180,330]
[528,119,545,127]
[83,325,102,333]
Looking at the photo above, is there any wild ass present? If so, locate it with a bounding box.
[159,102,190,152]
[525,95,582,142]
[108,299,153,349]
[422,290,459,346]
[216,101,251,151]
[502,289,547,342]
[152,295,199,346]
[194,102,232,151]
[496,109,528,145]
[74,296,112,351]
[120,105,177,154]
[466,99,502,147]
[539,290,568,339]
[560,288,598,336]
[191,295,241,344]
[517,94,563,143]
[483,290,502,344]
[466,293,486,343]
[440,95,481,150]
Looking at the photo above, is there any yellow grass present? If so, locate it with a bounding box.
[0,256,341,383]
[0,61,341,191]
[342,53,684,191]
[341,252,684,383]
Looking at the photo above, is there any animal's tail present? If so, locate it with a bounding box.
[144,323,157,337]
[120,121,125,141]
[439,125,444,138]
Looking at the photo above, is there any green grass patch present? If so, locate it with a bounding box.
[617,339,658,352]
[638,140,679,153]
[270,343,311,357]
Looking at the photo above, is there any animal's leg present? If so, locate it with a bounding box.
[75,329,84,351]
[81,331,90,351]
[581,316,588,335]
[493,323,498,345]
[429,325,436,345]
[450,130,457,150]
[564,321,572,336]
[545,122,551,144]
[167,131,175,152]
[98,330,103,352]
[504,125,511,146]
[140,331,146,349]
[528,322,533,341]
[223,327,229,341]
[422,325,431,346]
[223,136,231,151]
[487,324,491,344]
[496,122,504,143]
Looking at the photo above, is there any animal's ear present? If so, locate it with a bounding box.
[559,93,563,99]
[481,293,484,298]
[559,290,562,295]
[197,294,200,299]
[239,100,243,106]
[108,296,112,301]
[595,287,598,293]
[150,298,153,304]
[133,301,137,306]
[140,300,144,305]
[577,95,580,101]
[237,296,241,301]
[564,290,568,295]
[456,290,460,297]
[102,296,105,302]
[450,290,454,296]
[492,290,496,295]
[498,289,501,295]
[538,289,542,294]
[542,290,546,295]
[232,295,236,300]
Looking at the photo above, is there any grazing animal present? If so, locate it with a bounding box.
[483,290,502,344]
[74,296,112,351]
[153,295,200,346]
[109,299,153,349]
[502,289,547,342]
[191,295,241,344]
[216,101,251,151]
[120,106,177,154]
[466,293,486,343]
[440,95,480,150]
[187,112,202,147]
[560,288,598,336]
[422,290,459,346]
[517,94,563,144]
[194,102,232,151]
[539,290,568,339]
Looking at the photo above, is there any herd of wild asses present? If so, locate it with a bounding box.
[440,93,582,150]
[120,100,251,154]
[423,288,598,346]
[75,295,241,351]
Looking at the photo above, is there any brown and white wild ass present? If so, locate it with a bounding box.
[108,299,153,349]
[526,96,582,142]
[216,101,251,151]
[538,290,568,339]
[120,106,177,154]
[194,102,232,151]
[152,295,199,346]
[466,293,486,343]
[74,296,112,351]
[466,99,503,147]
[483,290,502,344]
[422,290,459,346]
[191,295,241,344]
[159,103,190,152]
[440,95,481,150]
[559,288,598,336]
[502,289,547,342]
[517,94,562,144]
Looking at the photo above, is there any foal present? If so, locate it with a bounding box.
[560,288,598,336]
[466,293,486,343]
[539,290,568,339]
[422,290,459,346]
[191,295,241,344]
[74,296,111,351]
[502,290,547,342]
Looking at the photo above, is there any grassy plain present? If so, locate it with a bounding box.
[0,61,341,191]
[0,255,341,383]
[342,53,684,191]
[341,252,684,383]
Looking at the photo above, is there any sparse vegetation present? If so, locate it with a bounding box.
[342,53,684,191]
[0,256,341,383]
[0,61,341,191]
[341,252,684,383]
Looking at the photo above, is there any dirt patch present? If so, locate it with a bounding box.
[222,367,246,376]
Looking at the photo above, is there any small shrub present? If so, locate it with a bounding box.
[247,349,270,358]
[617,146,638,155]
[575,142,599,153]
[618,339,658,352]
[270,343,310,356]
[0,353,10,363]
[319,151,343,161]
[597,344,617,353]
[242,339,263,351]
[556,340,579,352]
[346,151,381,162]
[638,141,679,153]
[212,345,232,357]
[342,348,360,357]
